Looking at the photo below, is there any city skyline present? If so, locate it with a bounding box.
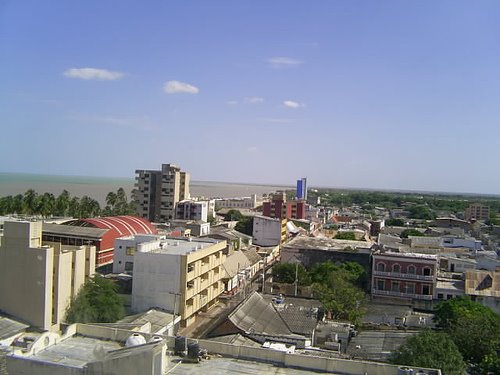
[2,1,500,194]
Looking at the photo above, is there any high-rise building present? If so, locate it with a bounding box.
[296,178,307,200]
[135,164,190,222]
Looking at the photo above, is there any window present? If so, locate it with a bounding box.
[437,293,444,299]
[391,282,400,292]
[407,265,416,274]
[126,247,136,256]
[377,280,385,290]
[392,264,400,273]
[377,262,385,272]
[423,267,432,276]
[405,283,415,294]
[125,262,133,271]
[422,285,431,295]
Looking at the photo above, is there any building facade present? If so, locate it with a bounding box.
[296,178,307,200]
[135,163,190,222]
[113,234,165,274]
[252,215,287,247]
[132,237,226,327]
[464,203,490,221]
[0,221,95,331]
[262,192,306,220]
[371,251,438,304]
[175,200,208,222]
[215,195,258,210]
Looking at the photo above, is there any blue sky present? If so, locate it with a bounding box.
[1,1,500,194]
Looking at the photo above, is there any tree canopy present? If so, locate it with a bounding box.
[333,231,357,240]
[433,297,500,369]
[0,187,135,218]
[272,261,367,325]
[390,330,466,375]
[65,275,125,324]
[400,228,425,238]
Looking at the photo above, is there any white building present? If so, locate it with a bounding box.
[252,215,286,247]
[176,200,208,222]
[113,234,165,274]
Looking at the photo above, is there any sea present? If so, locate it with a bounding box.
[0,173,292,205]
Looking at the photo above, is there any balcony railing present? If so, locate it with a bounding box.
[372,289,433,300]
[373,270,434,281]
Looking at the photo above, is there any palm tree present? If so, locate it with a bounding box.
[55,190,70,216]
[23,189,38,215]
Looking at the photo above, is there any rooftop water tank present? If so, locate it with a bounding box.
[125,333,146,347]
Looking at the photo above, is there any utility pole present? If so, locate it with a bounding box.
[294,261,298,297]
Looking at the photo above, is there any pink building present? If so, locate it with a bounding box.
[372,251,438,303]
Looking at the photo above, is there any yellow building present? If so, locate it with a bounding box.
[0,221,95,331]
[131,237,226,327]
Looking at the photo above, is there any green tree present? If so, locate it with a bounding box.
[66,275,125,323]
[434,297,500,367]
[234,216,253,236]
[312,270,366,324]
[389,330,466,375]
[400,229,425,238]
[272,262,311,285]
[334,231,357,240]
[385,218,405,226]
[224,209,244,221]
[23,189,38,215]
[55,190,70,216]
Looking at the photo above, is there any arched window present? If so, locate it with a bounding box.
[392,264,401,273]
[377,262,385,272]
[407,265,416,274]
[423,267,432,276]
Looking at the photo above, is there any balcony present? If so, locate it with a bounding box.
[372,289,433,300]
[373,270,434,281]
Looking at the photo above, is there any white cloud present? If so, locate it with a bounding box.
[163,80,199,94]
[244,96,264,104]
[63,68,124,80]
[247,146,258,152]
[227,100,238,105]
[267,57,302,67]
[71,113,156,130]
[283,100,304,109]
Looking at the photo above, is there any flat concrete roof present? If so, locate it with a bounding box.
[143,238,221,256]
[28,336,121,368]
[284,236,373,253]
[0,316,29,341]
[165,356,333,374]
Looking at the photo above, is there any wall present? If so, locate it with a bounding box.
[253,216,282,247]
[197,339,441,375]
[0,222,53,330]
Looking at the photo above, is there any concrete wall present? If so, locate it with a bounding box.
[253,216,282,247]
[197,339,441,375]
[0,222,53,330]
[132,252,182,313]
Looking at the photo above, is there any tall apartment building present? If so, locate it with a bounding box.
[132,237,226,327]
[135,163,190,222]
[464,203,490,221]
[0,221,95,331]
